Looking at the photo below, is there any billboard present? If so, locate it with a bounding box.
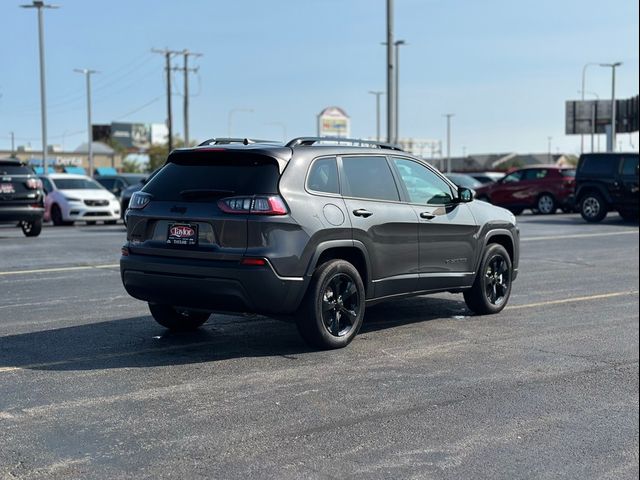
[317,107,350,137]
[566,95,639,135]
[111,122,151,150]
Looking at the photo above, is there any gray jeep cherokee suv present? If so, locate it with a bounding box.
[120,137,519,349]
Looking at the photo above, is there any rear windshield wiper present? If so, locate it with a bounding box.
[179,188,235,199]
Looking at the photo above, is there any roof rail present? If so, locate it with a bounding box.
[198,137,280,146]
[285,136,404,151]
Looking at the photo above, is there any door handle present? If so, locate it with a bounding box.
[353,209,373,218]
[420,212,436,220]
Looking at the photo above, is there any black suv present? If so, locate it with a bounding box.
[0,159,45,237]
[576,153,639,222]
[120,138,520,349]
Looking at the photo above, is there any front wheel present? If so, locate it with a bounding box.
[148,304,210,331]
[21,218,42,237]
[296,259,365,349]
[464,244,513,315]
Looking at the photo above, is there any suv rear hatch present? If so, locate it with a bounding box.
[0,163,41,206]
[125,148,289,262]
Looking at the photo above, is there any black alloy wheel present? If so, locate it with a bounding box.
[464,243,513,315]
[484,254,510,307]
[296,259,365,349]
[321,273,360,338]
[21,218,42,237]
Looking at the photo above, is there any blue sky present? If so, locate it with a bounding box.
[1,0,638,155]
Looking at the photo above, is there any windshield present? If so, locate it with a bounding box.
[52,178,103,190]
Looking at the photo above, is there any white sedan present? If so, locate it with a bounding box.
[39,174,121,226]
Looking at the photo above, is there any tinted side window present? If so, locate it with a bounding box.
[503,171,523,183]
[40,178,53,194]
[341,156,399,201]
[97,178,116,191]
[307,157,339,194]
[580,156,618,176]
[621,156,639,176]
[392,157,454,205]
[522,169,548,180]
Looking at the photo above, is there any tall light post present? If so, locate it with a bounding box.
[385,0,395,144]
[443,113,454,173]
[265,122,287,142]
[547,136,552,163]
[228,108,253,137]
[600,62,622,152]
[580,63,597,154]
[20,1,59,173]
[74,68,98,175]
[394,40,406,144]
[368,91,384,141]
[579,90,600,152]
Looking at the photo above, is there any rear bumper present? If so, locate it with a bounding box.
[120,252,308,315]
[0,205,44,222]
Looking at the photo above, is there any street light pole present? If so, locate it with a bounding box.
[20,1,59,173]
[386,0,395,144]
[228,108,254,137]
[547,136,552,163]
[74,68,98,175]
[368,91,384,142]
[600,62,623,152]
[580,63,597,154]
[265,122,287,142]
[443,114,454,173]
[394,40,406,144]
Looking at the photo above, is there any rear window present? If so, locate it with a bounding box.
[579,156,618,176]
[621,156,638,176]
[52,178,103,190]
[143,152,281,202]
[560,169,576,177]
[0,164,33,175]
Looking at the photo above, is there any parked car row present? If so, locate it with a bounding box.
[445,153,639,222]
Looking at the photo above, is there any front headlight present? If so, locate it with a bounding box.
[63,195,81,202]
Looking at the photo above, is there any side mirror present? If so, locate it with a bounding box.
[458,187,474,203]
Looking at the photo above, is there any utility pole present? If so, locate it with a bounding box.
[580,63,597,154]
[386,0,395,144]
[368,91,384,141]
[20,1,59,173]
[443,113,454,173]
[173,50,202,147]
[547,136,552,163]
[152,48,182,152]
[10,132,15,157]
[74,68,98,175]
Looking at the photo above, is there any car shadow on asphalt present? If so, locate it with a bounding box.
[0,296,469,372]
[520,215,638,226]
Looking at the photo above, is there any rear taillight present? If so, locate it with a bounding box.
[129,192,152,209]
[25,178,42,190]
[240,257,267,266]
[217,195,287,215]
[563,178,575,188]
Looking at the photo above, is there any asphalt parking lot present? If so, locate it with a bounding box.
[0,213,638,480]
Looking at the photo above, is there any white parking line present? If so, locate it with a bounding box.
[522,230,638,242]
[508,290,638,310]
[0,264,119,277]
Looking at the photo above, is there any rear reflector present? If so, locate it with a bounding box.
[240,257,266,266]
[218,195,287,215]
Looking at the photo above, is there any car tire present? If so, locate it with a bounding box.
[464,244,513,315]
[21,218,42,237]
[51,204,74,226]
[148,303,210,331]
[296,259,365,349]
[580,192,607,223]
[537,193,556,214]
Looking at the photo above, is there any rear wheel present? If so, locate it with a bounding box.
[580,193,607,223]
[296,259,365,349]
[464,244,513,315]
[21,218,42,237]
[537,193,556,214]
[148,304,210,331]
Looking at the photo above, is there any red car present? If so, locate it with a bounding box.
[474,165,576,215]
